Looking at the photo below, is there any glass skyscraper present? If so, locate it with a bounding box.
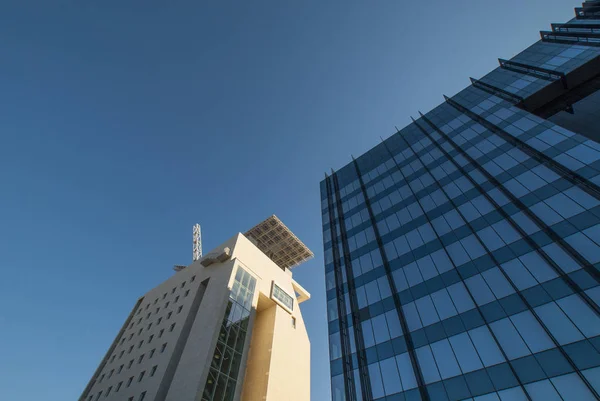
[321,2,600,401]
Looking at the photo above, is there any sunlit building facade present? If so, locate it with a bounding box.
[321,2,600,401]
[79,216,313,401]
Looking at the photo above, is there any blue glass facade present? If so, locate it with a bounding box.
[321,2,600,401]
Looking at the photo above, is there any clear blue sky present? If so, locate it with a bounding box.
[0,1,575,400]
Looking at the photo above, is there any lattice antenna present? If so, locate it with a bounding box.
[193,224,202,261]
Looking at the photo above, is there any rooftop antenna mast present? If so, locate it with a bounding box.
[193,223,202,262]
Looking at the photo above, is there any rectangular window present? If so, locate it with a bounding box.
[116,381,122,392]
[149,335,154,343]
[169,323,176,332]
[167,312,172,320]
[171,287,175,294]
[271,283,294,311]
[126,376,133,387]
[159,329,164,338]
[138,354,145,364]
[191,275,195,282]
[149,349,155,358]
[185,289,190,297]
[181,281,186,288]
[110,355,116,363]
[292,317,296,329]
[99,374,105,383]
[150,365,157,377]
[177,305,183,314]
[118,364,123,373]
[108,369,114,378]
[138,340,143,349]
[105,386,112,397]
[161,343,167,353]
[165,301,169,308]
[162,293,166,299]
[139,392,146,401]
[94,391,102,401]
[138,371,145,382]
[175,296,179,303]
[158,317,162,325]
[128,359,134,369]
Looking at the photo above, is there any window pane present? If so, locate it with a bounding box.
[468,326,505,367]
[416,346,441,384]
[551,372,597,401]
[449,332,484,373]
[490,318,530,360]
[535,302,584,345]
[556,294,600,338]
[379,357,403,395]
[509,310,554,353]
[430,339,462,379]
[396,353,418,390]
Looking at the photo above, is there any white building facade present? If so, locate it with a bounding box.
[79,216,313,401]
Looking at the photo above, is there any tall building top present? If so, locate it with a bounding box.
[244,215,314,270]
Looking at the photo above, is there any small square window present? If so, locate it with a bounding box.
[127,376,133,387]
[156,307,160,314]
[108,369,114,378]
[165,301,170,308]
[138,328,143,336]
[175,296,180,303]
[292,317,296,329]
[128,397,133,401]
[150,365,158,377]
[138,371,145,382]
[118,364,124,373]
[128,359,134,369]
[99,374,105,383]
[145,304,149,310]
[149,349,156,358]
[191,275,196,282]
[139,392,146,401]
[129,334,133,341]
[185,290,190,297]
[138,354,145,364]
[116,381,122,392]
[169,323,176,332]
[120,338,126,345]
[128,345,134,354]
[119,350,124,359]
[167,312,173,320]
[177,305,183,314]
[159,329,164,338]
[158,317,162,325]
[146,312,151,320]
[138,340,144,349]
[181,281,186,288]
[172,287,176,294]
[162,293,167,300]
[137,318,142,325]
[154,299,158,305]
[110,355,116,363]
[149,334,154,343]
[161,343,167,353]
[105,386,112,396]
[147,323,152,330]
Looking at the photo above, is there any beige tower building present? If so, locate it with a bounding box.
[79,216,313,401]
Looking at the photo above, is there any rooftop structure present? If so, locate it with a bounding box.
[244,215,314,270]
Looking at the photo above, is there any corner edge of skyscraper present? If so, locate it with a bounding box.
[79,215,314,401]
[322,2,600,401]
